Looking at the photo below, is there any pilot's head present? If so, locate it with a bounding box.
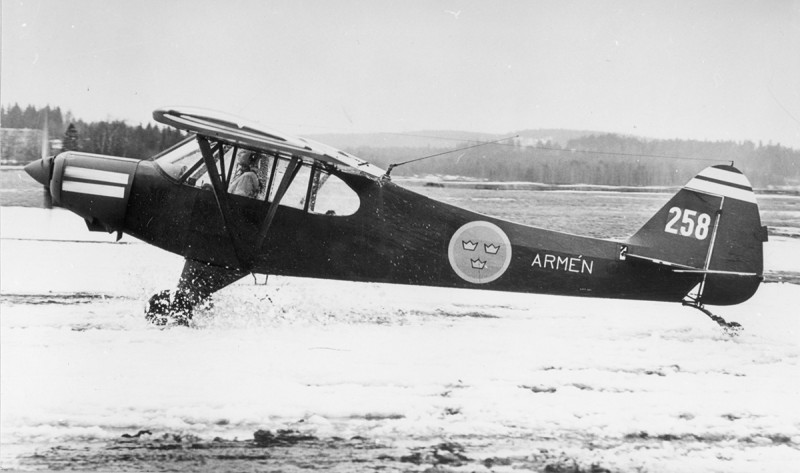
[237,152,258,170]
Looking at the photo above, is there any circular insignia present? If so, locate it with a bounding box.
[448,221,512,284]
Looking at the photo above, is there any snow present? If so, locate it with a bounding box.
[1,206,799,471]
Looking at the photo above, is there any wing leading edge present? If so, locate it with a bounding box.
[153,107,385,179]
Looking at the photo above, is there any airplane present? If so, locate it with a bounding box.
[23,107,767,331]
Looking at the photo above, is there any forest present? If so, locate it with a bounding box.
[351,134,799,188]
[1,104,185,162]
[2,104,798,188]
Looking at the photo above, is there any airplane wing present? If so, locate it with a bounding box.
[153,107,385,179]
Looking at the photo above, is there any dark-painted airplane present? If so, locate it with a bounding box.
[24,108,767,330]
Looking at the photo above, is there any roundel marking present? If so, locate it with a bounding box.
[448,221,512,284]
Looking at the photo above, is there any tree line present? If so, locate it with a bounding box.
[350,134,799,188]
[3,103,797,187]
[1,104,185,161]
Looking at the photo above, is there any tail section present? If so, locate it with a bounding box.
[627,165,767,305]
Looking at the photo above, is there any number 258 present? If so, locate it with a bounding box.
[665,207,711,240]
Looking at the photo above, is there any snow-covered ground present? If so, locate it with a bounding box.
[1,207,799,472]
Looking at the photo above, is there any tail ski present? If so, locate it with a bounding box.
[626,165,767,305]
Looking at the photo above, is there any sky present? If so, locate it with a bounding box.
[2,0,800,147]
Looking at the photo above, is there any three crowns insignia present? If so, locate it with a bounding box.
[461,240,502,271]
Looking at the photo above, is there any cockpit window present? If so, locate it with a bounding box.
[270,163,359,215]
[311,173,360,215]
[154,137,360,216]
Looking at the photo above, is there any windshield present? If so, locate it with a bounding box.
[154,138,203,180]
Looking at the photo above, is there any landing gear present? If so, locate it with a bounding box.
[682,300,742,335]
[145,258,247,326]
[682,280,743,335]
[145,289,198,326]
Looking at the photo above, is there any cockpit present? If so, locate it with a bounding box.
[153,137,360,216]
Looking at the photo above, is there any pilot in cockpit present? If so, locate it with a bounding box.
[228,151,261,198]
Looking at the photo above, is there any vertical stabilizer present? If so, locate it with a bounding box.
[627,165,766,305]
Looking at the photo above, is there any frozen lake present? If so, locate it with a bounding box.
[1,185,799,471]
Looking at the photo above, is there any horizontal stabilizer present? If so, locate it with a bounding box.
[672,269,759,276]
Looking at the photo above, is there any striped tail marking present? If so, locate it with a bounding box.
[684,166,756,204]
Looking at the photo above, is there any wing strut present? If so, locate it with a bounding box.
[255,156,302,248]
[196,136,250,268]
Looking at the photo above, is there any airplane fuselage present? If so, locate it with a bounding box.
[124,160,706,304]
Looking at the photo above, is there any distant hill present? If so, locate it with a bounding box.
[513,129,604,147]
[314,130,800,188]
[308,130,500,149]
[307,128,600,149]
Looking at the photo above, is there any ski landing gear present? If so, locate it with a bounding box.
[683,283,742,335]
[145,259,247,326]
[145,289,198,326]
[682,301,742,335]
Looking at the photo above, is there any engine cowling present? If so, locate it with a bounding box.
[49,152,140,233]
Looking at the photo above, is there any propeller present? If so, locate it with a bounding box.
[32,110,54,208]
[24,155,54,208]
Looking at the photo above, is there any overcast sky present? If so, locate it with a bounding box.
[2,0,799,146]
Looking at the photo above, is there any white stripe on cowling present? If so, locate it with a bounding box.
[64,166,130,185]
[63,180,126,198]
